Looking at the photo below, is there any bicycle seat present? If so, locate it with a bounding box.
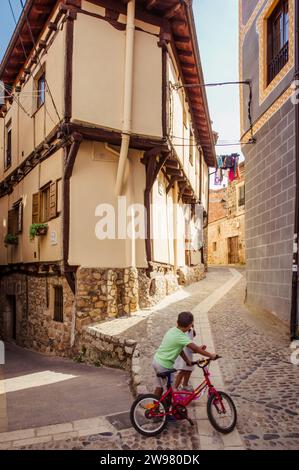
[156,369,176,378]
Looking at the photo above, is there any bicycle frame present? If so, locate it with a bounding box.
[149,364,225,418]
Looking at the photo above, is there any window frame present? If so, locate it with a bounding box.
[33,67,46,114]
[32,180,58,224]
[53,285,64,323]
[41,183,51,223]
[267,0,289,84]
[7,200,23,237]
[4,121,12,170]
[238,183,246,209]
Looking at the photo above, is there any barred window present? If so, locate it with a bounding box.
[267,0,289,84]
[53,286,63,323]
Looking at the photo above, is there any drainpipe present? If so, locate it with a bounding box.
[173,181,178,272]
[291,0,299,340]
[115,0,135,196]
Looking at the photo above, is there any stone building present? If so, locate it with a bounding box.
[208,162,245,266]
[240,0,298,331]
[0,0,216,355]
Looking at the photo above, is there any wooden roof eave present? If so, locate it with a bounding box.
[0,0,57,85]
[183,3,216,168]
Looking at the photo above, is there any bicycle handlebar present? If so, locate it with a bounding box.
[191,355,222,367]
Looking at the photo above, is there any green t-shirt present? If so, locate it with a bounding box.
[154,327,191,369]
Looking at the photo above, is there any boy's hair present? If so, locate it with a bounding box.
[177,311,194,328]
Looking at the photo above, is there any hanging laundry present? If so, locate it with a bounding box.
[232,153,239,177]
[214,172,221,185]
[228,168,235,182]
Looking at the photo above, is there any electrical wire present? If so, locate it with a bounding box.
[0,81,31,117]
[169,134,248,145]
[8,0,28,60]
[1,82,57,125]
[170,80,256,144]
[19,0,61,122]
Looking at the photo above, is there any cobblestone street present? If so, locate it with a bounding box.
[209,275,299,450]
[1,267,298,451]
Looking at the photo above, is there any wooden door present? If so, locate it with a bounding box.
[228,236,239,264]
[7,295,17,340]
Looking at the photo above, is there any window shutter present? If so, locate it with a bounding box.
[8,209,15,235]
[49,181,57,220]
[32,192,41,224]
[17,202,23,233]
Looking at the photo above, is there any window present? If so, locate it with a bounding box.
[5,123,12,169]
[189,130,194,166]
[37,73,46,109]
[53,286,63,322]
[41,184,51,223]
[213,242,217,252]
[7,200,23,236]
[32,181,57,223]
[238,185,245,207]
[267,0,289,84]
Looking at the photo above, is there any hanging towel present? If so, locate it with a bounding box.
[229,168,235,182]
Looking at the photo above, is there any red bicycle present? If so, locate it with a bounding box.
[130,356,237,437]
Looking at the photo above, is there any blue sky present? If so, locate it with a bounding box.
[0,0,240,167]
[195,0,241,154]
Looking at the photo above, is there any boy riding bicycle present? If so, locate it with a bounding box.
[152,311,217,398]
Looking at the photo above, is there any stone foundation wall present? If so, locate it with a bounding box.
[76,267,139,330]
[77,264,180,317]
[177,264,206,286]
[73,324,137,371]
[0,273,74,355]
[138,263,179,308]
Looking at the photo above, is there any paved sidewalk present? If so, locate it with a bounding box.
[2,266,296,450]
[208,275,299,450]
[0,343,131,432]
[121,266,245,450]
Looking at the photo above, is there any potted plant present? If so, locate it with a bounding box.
[4,233,18,246]
[29,223,48,240]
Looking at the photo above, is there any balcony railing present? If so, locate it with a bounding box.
[268,41,289,84]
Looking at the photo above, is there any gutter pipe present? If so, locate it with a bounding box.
[291,0,299,340]
[115,0,135,196]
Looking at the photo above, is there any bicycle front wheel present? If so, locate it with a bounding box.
[207,391,237,434]
[130,393,167,437]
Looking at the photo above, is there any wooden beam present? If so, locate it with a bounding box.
[167,168,183,177]
[177,49,193,57]
[173,35,190,43]
[146,0,158,10]
[164,2,182,19]
[166,176,185,194]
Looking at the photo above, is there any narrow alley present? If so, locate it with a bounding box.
[1,267,297,451]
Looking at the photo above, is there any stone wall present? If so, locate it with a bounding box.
[177,264,205,286]
[138,263,179,308]
[243,98,296,324]
[0,272,74,355]
[73,324,137,371]
[208,216,245,265]
[208,163,245,266]
[76,267,139,331]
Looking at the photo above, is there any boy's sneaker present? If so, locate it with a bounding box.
[181,385,194,392]
[166,415,177,423]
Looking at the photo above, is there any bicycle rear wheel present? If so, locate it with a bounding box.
[130,393,167,437]
[207,391,237,434]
